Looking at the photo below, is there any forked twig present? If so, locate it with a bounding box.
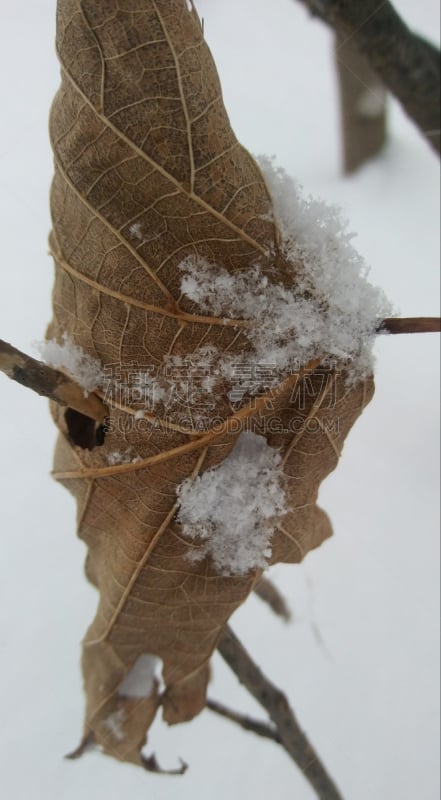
[216,625,343,800]
[206,697,282,743]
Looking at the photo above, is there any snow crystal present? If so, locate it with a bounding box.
[131,347,229,416]
[118,654,160,699]
[102,709,126,742]
[129,221,143,240]
[132,370,171,408]
[38,333,105,394]
[180,157,392,380]
[177,432,287,576]
[106,449,141,466]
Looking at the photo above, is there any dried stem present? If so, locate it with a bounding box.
[206,698,282,744]
[334,32,387,173]
[254,575,292,621]
[0,339,108,423]
[216,625,344,800]
[296,0,440,154]
[379,317,441,335]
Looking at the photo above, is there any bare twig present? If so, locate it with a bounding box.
[206,698,282,744]
[379,317,441,334]
[216,625,344,800]
[0,339,108,423]
[296,0,440,154]
[254,576,292,621]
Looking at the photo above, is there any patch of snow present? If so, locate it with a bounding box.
[132,370,172,408]
[128,221,143,240]
[37,333,105,395]
[177,432,287,575]
[130,347,229,415]
[357,87,387,118]
[180,157,393,381]
[38,334,280,420]
[106,448,141,466]
[118,654,160,699]
[102,709,126,742]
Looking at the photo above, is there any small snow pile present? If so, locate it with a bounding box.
[106,449,142,466]
[129,221,143,240]
[102,709,126,742]
[38,333,105,394]
[177,432,287,576]
[118,654,160,699]
[357,87,386,118]
[180,157,392,380]
[133,347,220,410]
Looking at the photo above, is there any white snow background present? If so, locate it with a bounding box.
[0,1,439,798]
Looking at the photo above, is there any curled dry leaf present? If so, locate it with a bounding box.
[48,0,374,767]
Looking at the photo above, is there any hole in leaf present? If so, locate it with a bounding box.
[65,408,107,450]
[96,419,109,446]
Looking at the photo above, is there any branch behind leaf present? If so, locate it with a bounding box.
[297,0,440,154]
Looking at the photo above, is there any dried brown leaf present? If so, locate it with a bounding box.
[48,0,374,765]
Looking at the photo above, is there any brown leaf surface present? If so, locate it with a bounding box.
[48,0,374,766]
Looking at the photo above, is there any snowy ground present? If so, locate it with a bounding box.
[0,1,439,798]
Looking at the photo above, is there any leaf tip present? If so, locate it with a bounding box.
[141,753,188,776]
[64,732,96,761]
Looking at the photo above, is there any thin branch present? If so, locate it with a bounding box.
[0,339,108,423]
[206,698,282,744]
[379,317,441,334]
[216,625,344,800]
[254,575,292,621]
[296,0,440,154]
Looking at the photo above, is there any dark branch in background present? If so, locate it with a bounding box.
[296,0,440,154]
[216,625,343,800]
